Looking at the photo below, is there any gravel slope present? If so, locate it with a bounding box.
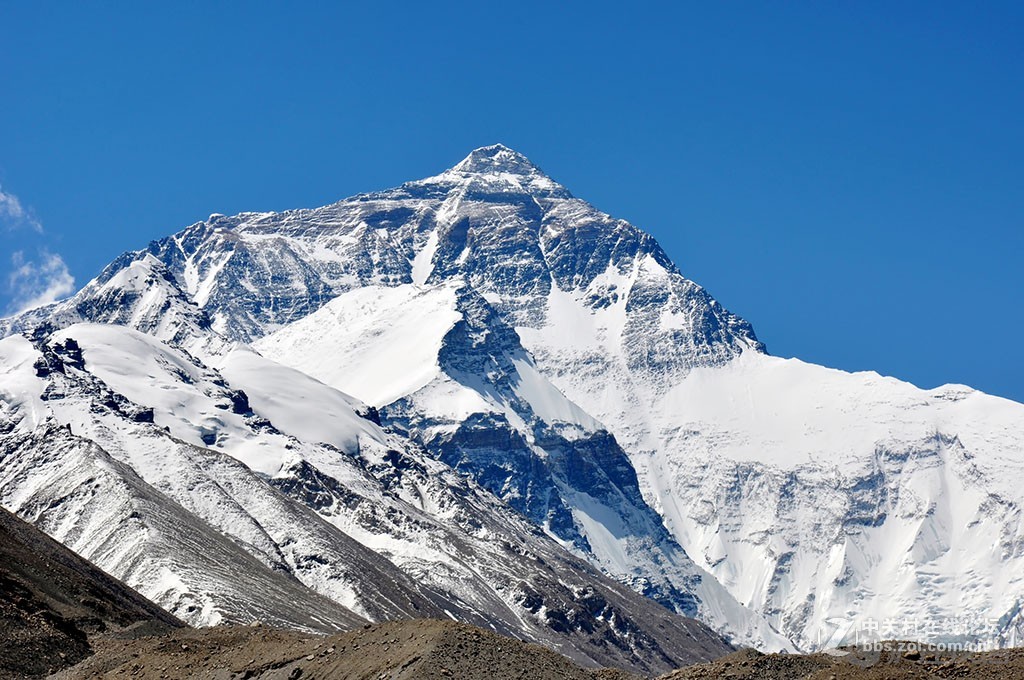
[662,645,1024,679]
[56,620,643,680]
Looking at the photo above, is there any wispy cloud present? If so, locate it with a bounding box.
[6,250,76,315]
[0,182,77,315]
[0,185,43,233]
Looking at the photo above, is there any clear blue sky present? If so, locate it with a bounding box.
[2,2,1022,402]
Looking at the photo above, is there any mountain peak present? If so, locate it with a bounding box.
[413,144,570,197]
[451,144,542,176]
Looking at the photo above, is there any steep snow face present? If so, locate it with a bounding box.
[214,347,377,453]
[256,280,597,430]
[641,353,1024,650]
[0,335,47,431]
[255,283,464,408]
[0,325,735,673]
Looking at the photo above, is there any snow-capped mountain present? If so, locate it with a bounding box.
[2,144,1023,654]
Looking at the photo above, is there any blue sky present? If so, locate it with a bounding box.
[1,2,1021,401]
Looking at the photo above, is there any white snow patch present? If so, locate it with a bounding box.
[255,283,463,408]
[510,357,601,432]
[0,335,47,431]
[216,346,385,453]
[51,323,284,475]
[410,229,439,286]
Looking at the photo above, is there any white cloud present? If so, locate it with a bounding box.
[6,250,76,315]
[0,185,43,233]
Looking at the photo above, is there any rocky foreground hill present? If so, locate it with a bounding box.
[45,624,1024,679]
[0,507,181,678]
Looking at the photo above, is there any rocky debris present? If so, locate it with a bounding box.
[661,643,1024,679]
[48,620,1024,680]
[55,619,644,679]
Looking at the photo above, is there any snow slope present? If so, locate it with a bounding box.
[642,353,1024,649]
[255,283,464,408]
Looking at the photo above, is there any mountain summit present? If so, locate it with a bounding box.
[413,143,572,198]
[450,143,543,175]
[2,146,1023,655]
